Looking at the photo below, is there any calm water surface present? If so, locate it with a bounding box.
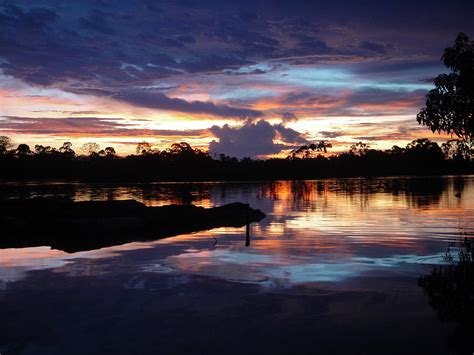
[1,176,473,354]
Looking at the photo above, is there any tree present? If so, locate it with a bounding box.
[15,144,32,156]
[81,142,100,156]
[389,145,405,155]
[417,33,474,142]
[165,142,207,160]
[312,141,333,153]
[168,142,194,155]
[405,138,443,161]
[288,141,332,159]
[136,142,152,155]
[441,139,473,160]
[350,142,370,156]
[104,147,116,156]
[0,136,12,154]
[34,144,53,155]
[59,142,75,157]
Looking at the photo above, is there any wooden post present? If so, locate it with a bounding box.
[245,203,250,247]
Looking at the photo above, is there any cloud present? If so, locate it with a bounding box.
[320,130,345,138]
[274,124,308,144]
[290,34,332,56]
[209,120,307,158]
[31,110,103,115]
[1,0,467,90]
[114,90,263,119]
[268,87,428,118]
[0,0,471,143]
[0,116,204,137]
[0,4,58,32]
[223,63,274,76]
[79,10,115,35]
[345,88,427,107]
[280,112,298,122]
[358,41,393,54]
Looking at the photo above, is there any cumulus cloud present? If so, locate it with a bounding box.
[209,120,307,158]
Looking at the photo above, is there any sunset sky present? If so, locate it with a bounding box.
[1,0,473,157]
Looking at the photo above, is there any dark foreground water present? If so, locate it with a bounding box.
[1,176,473,355]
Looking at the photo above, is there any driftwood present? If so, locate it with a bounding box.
[0,199,266,252]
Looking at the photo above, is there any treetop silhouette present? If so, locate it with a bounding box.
[417,32,474,142]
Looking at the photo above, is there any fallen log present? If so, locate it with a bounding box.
[0,199,266,253]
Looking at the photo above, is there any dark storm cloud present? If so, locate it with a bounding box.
[79,9,115,35]
[209,120,307,158]
[2,0,472,86]
[0,4,58,31]
[1,0,473,124]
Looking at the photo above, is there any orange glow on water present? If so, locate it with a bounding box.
[1,178,472,287]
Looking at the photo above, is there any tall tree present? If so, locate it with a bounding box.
[136,142,152,155]
[59,142,75,157]
[417,33,474,142]
[0,136,12,154]
[81,142,100,156]
[15,144,32,156]
[104,147,116,156]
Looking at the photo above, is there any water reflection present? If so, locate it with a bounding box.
[419,237,474,354]
[1,177,473,355]
[0,176,473,289]
[0,181,213,206]
[1,176,464,208]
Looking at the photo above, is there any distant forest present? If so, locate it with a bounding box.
[0,136,472,181]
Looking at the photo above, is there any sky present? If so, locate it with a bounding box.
[1,0,473,158]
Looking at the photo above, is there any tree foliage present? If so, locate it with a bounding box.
[288,141,332,159]
[104,147,116,156]
[81,142,100,156]
[0,136,12,154]
[136,142,153,155]
[15,144,32,156]
[350,142,370,156]
[59,142,75,157]
[441,139,473,160]
[417,33,474,142]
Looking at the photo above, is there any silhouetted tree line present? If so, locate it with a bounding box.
[0,137,472,181]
